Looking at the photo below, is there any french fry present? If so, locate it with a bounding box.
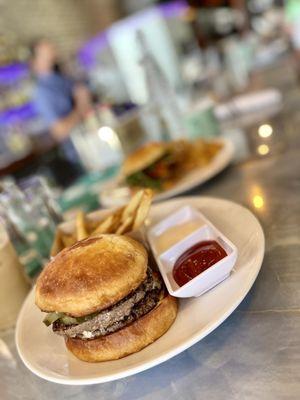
[132,189,153,231]
[86,218,101,233]
[116,216,133,235]
[50,229,64,257]
[121,190,144,223]
[110,207,125,232]
[90,206,122,236]
[75,211,88,240]
[92,214,115,235]
[115,191,145,234]
[61,233,76,248]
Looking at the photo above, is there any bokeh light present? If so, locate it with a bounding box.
[257,144,270,155]
[253,195,264,209]
[258,124,273,138]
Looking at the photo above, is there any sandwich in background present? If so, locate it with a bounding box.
[122,139,223,192]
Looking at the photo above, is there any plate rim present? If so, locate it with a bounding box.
[15,196,264,385]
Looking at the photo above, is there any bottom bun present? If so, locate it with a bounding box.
[65,295,178,362]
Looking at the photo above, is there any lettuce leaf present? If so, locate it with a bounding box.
[126,171,162,190]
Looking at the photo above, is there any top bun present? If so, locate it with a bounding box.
[122,142,167,177]
[35,235,147,317]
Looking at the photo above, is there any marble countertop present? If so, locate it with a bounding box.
[1,60,300,400]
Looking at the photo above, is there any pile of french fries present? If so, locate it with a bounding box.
[182,139,223,171]
[51,189,153,257]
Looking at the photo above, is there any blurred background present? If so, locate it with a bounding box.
[0,0,298,293]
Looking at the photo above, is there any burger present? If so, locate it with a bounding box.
[122,141,187,191]
[35,234,177,362]
[122,139,223,192]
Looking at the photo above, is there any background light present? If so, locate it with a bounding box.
[97,126,122,151]
[258,124,273,138]
[250,184,266,212]
[98,126,115,142]
[253,195,264,209]
[257,144,270,155]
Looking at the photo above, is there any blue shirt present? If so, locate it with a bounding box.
[33,72,74,126]
[33,72,83,166]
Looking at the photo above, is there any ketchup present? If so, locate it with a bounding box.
[173,240,227,287]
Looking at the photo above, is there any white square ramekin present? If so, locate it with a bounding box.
[147,205,238,298]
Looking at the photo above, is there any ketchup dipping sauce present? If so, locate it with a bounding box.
[173,240,227,287]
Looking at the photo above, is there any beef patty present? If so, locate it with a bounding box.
[53,268,163,340]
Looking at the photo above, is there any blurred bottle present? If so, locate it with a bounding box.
[0,177,59,278]
[0,223,30,330]
[137,30,186,141]
[1,190,54,259]
[19,175,62,225]
[0,209,42,279]
[5,124,32,159]
[71,106,124,172]
[223,37,251,92]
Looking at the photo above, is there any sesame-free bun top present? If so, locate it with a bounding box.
[35,235,148,317]
[122,142,167,177]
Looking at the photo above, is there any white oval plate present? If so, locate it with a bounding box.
[15,197,264,385]
[100,139,234,208]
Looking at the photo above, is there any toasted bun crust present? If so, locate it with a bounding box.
[35,235,147,317]
[65,295,178,362]
[122,142,167,177]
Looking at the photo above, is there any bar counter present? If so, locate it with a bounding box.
[1,59,300,400]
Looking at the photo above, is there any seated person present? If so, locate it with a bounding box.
[30,38,91,142]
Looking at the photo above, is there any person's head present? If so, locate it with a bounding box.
[29,38,59,75]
